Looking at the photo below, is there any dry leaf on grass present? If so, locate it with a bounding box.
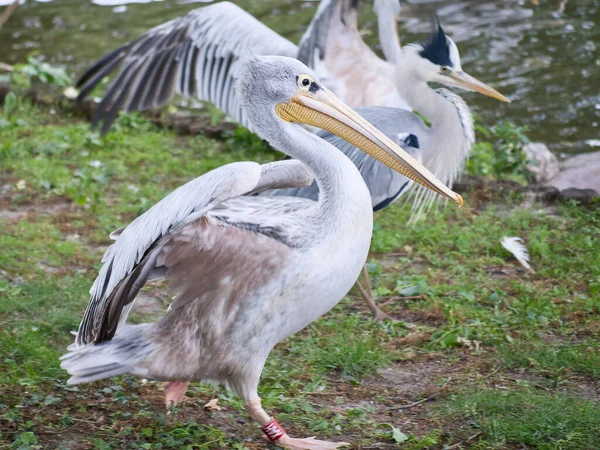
[203,398,222,411]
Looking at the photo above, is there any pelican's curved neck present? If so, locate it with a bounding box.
[264,116,372,226]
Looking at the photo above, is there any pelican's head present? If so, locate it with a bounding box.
[236,55,462,206]
[401,15,509,103]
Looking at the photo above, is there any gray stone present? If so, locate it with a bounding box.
[559,188,599,204]
[548,151,600,192]
[528,185,560,203]
[524,142,559,183]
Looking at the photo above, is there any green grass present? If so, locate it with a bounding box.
[1,101,600,449]
[448,390,600,450]
[299,315,397,381]
[500,340,600,381]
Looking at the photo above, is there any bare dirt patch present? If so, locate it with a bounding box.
[0,198,71,222]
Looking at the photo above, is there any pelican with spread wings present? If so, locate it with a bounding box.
[62,55,461,450]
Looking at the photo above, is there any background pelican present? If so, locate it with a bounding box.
[61,55,461,450]
[75,0,409,136]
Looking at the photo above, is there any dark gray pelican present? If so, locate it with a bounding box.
[62,55,461,450]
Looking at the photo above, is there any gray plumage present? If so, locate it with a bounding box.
[393,18,476,215]
[74,160,313,347]
[77,2,297,134]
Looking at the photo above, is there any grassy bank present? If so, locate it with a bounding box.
[1,101,599,449]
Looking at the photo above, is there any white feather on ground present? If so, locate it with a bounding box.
[501,237,534,272]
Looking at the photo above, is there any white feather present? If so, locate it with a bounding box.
[501,237,534,272]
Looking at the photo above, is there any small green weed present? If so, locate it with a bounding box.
[468,120,532,182]
[303,315,394,380]
[6,56,71,93]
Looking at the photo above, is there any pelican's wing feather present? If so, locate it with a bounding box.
[249,160,314,195]
[76,161,263,346]
[297,0,342,67]
[76,1,298,134]
[298,0,364,100]
[298,0,407,109]
[75,160,315,347]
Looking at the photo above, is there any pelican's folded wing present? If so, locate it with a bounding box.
[76,1,298,134]
[75,160,314,347]
[76,161,262,346]
[249,160,313,195]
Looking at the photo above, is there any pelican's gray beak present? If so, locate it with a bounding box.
[275,87,462,206]
[448,70,510,103]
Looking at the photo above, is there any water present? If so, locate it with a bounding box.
[0,0,598,156]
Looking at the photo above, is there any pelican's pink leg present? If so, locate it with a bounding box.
[164,381,190,408]
[246,397,349,450]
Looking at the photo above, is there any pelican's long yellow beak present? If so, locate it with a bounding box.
[449,71,510,103]
[275,87,463,206]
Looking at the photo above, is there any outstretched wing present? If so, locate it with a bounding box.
[75,160,313,346]
[77,1,297,134]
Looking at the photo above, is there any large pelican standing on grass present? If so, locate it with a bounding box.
[74,0,508,319]
[62,56,462,449]
[75,0,418,319]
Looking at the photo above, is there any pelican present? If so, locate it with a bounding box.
[74,1,508,318]
[74,0,410,136]
[74,0,415,319]
[61,55,461,450]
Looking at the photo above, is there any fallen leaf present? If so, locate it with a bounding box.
[203,398,222,411]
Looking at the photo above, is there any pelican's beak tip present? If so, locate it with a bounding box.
[457,194,464,207]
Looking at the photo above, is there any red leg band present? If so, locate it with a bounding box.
[262,418,286,442]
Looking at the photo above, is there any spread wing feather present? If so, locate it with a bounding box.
[76,1,297,133]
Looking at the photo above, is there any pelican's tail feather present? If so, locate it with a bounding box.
[60,325,152,385]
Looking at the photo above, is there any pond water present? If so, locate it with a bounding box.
[0,0,598,156]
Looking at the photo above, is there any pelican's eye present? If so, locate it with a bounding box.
[297,74,314,90]
[440,66,451,74]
